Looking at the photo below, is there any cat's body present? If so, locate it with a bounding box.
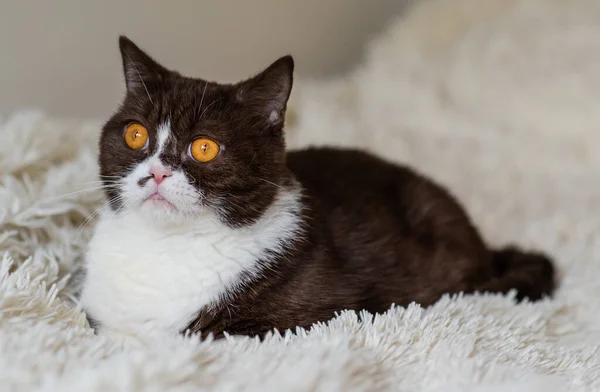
[80,37,555,343]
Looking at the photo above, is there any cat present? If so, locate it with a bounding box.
[79,36,556,343]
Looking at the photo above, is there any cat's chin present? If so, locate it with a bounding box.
[139,198,186,222]
[136,199,210,225]
[142,196,176,210]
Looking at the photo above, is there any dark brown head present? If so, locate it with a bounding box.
[100,36,294,226]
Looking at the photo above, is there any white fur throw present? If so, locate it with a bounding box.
[2,0,600,390]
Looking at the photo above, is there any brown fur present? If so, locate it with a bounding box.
[92,36,556,339]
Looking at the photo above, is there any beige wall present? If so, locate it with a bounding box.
[0,0,408,119]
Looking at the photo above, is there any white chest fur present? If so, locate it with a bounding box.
[80,190,302,340]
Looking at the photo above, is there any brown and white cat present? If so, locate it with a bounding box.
[80,36,556,343]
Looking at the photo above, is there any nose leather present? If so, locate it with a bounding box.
[149,165,173,184]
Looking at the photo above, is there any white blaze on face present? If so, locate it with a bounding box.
[119,119,203,220]
[155,120,171,155]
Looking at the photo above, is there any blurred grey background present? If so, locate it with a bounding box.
[0,0,409,119]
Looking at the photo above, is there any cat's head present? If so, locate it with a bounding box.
[100,36,294,226]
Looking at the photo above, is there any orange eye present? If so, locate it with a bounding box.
[124,123,149,150]
[188,138,220,163]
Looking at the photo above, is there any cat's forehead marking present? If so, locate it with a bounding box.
[155,120,171,156]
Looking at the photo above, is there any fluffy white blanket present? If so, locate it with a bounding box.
[2,0,600,390]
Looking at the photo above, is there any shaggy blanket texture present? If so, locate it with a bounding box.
[2,0,600,390]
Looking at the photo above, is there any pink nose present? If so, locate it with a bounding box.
[149,165,173,184]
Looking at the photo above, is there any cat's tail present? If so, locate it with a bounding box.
[479,246,556,301]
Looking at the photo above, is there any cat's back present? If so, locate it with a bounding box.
[286,147,425,208]
[286,146,473,257]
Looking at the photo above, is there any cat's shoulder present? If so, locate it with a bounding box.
[287,146,389,164]
[286,146,421,186]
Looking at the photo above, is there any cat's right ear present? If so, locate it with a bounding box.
[119,36,166,92]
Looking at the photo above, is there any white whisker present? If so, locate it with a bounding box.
[197,82,208,118]
[76,195,122,235]
[41,184,120,204]
[199,97,222,121]
[124,52,153,104]
[258,178,285,191]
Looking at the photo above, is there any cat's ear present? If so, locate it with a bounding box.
[236,55,294,125]
[119,35,167,92]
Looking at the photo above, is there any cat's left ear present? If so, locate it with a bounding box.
[236,55,294,125]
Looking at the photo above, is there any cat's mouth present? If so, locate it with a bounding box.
[143,192,176,209]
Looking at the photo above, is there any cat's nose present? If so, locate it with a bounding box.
[149,165,173,185]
